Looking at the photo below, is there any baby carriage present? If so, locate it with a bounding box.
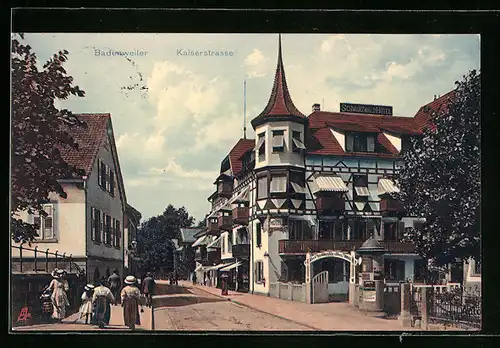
[39,288,53,323]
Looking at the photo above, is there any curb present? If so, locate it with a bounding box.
[193,285,321,331]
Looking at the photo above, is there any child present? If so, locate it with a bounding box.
[80,284,95,324]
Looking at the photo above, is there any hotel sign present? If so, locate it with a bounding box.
[340,103,393,116]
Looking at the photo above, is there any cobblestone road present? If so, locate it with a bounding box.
[153,286,312,331]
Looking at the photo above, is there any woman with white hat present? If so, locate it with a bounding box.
[79,284,95,324]
[46,269,70,322]
[120,275,142,330]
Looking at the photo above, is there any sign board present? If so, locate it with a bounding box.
[363,290,376,302]
[363,281,376,290]
[340,102,393,116]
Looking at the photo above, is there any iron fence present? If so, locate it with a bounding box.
[428,287,481,329]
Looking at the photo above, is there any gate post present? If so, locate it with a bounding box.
[398,283,412,328]
[349,251,357,306]
[421,287,429,330]
[304,252,312,304]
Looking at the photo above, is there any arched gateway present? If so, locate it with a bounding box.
[304,250,362,304]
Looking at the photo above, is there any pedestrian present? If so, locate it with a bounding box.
[46,269,70,322]
[92,277,115,329]
[121,276,142,330]
[192,271,197,285]
[79,284,95,324]
[108,269,121,305]
[142,272,155,308]
[132,279,143,326]
[174,270,179,285]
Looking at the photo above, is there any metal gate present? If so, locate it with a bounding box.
[312,270,329,303]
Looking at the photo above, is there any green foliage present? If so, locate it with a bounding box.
[394,70,480,267]
[11,34,86,243]
[136,205,195,274]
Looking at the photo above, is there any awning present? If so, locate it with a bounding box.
[292,137,306,150]
[311,175,349,194]
[291,182,306,193]
[207,236,221,248]
[192,235,208,247]
[220,261,242,271]
[354,187,370,196]
[378,178,400,195]
[206,263,227,271]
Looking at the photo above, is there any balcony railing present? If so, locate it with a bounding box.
[218,182,233,198]
[232,244,250,258]
[232,207,249,225]
[278,239,415,254]
[195,249,220,265]
[11,244,85,276]
[380,198,405,213]
[207,221,220,235]
[316,196,345,215]
[218,215,232,231]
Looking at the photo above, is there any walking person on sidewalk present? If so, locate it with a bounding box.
[121,276,142,330]
[79,284,95,324]
[47,269,70,323]
[192,271,197,285]
[142,272,155,308]
[92,277,115,329]
[108,270,121,305]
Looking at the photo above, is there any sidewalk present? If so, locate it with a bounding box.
[12,304,152,332]
[181,281,416,331]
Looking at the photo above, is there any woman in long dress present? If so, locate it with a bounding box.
[92,277,115,329]
[47,269,70,322]
[79,284,94,324]
[121,276,141,330]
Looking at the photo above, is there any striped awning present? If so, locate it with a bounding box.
[192,235,208,248]
[311,175,349,194]
[207,236,221,249]
[378,178,400,195]
[220,261,242,271]
[354,187,370,196]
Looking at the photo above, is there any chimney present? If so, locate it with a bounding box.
[434,95,437,100]
[312,103,321,112]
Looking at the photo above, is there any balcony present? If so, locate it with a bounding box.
[207,220,220,235]
[232,206,249,225]
[195,248,220,265]
[232,244,250,259]
[218,215,232,231]
[278,240,415,255]
[380,197,405,214]
[316,195,345,215]
[218,181,233,198]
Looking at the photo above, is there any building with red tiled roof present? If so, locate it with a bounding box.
[12,113,135,286]
[198,35,459,303]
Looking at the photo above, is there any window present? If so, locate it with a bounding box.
[255,261,264,283]
[111,218,116,247]
[292,131,306,152]
[109,170,115,196]
[116,220,121,248]
[32,204,55,240]
[99,211,104,242]
[91,207,101,242]
[257,176,268,199]
[272,130,285,152]
[270,175,287,193]
[384,222,398,241]
[345,133,375,152]
[353,174,369,201]
[367,219,381,238]
[99,160,107,190]
[384,259,406,281]
[256,222,262,247]
[98,159,116,196]
[257,132,266,161]
[105,215,112,245]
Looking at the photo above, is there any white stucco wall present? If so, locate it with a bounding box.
[383,132,402,152]
[221,231,233,260]
[254,121,305,170]
[12,184,87,258]
[86,138,124,262]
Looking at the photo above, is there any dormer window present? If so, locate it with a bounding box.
[346,133,375,152]
[272,130,285,153]
[257,132,266,161]
[292,131,306,153]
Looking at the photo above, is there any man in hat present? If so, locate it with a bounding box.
[121,275,142,330]
[92,277,115,329]
[108,269,121,305]
[142,272,155,308]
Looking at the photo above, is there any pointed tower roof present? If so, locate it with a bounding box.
[251,34,306,129]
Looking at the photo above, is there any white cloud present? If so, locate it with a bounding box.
[243,49,269,78]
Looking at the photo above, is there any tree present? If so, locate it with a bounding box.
[394,70,480,267]
[11,34,86,243]
[136,205,195,275]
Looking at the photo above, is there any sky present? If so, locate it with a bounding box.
[19,33,480,224]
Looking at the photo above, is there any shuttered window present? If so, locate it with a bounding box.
[111,218,116,247]
[116,220,121,248]
[255,261,264,283]
[256,222,262,247]
[91,207,96,241]
[109,170,115,196]
[32,204,55,240]
[272,130,285,152]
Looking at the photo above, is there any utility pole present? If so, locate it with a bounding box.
[243,79,247,139]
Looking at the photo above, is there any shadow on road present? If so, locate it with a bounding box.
[153,295,227,308]
[155,284,193,296]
